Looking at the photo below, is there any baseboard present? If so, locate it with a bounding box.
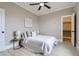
[58,39,63,42]
[76,44,79,51]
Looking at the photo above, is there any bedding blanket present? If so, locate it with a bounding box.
[25,35,58,55]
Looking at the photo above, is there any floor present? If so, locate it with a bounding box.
[63,38,71,43]
[0,42,79,56]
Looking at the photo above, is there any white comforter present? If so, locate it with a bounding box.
[25,35,58,55]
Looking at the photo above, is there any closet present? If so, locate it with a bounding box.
[63,16,71,43]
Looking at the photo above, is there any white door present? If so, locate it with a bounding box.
[71,13,75,46]
[0,8,5,51]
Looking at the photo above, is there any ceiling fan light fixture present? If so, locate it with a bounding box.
[29,2,51,11]
[40,3,44,6]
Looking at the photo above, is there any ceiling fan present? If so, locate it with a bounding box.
[29,2,51,11]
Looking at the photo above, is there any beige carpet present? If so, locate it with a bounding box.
[0,42,79,56]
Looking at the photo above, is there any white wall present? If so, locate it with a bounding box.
[0,2,39,45]
[38,7,74,40]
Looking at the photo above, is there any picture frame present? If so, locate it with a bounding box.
[25,17,32,27]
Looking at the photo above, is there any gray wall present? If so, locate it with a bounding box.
[38,8,74,40]
[0,2,39,45]
[0,2,75,46]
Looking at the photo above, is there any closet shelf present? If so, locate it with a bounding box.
[63,37,71,39]
[63,22,71,24]
[63,30,71,32]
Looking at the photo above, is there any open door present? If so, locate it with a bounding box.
[0,8,5,51]
[71,13,76,47]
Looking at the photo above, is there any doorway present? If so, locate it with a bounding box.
[63,16,71,44]
[61,14,76,47]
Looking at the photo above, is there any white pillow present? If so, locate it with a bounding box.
[32,31,37,37]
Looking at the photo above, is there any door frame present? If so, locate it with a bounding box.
[61,15,72,42]
[61,14,76,47]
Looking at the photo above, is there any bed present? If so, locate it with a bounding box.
[24,34,58,55]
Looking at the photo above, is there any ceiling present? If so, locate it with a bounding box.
[14,2,75,16]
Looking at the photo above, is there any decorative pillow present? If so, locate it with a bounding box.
[23,32,27,38]
[26,31,28,37]
[36,30,39,35]
[32,31,37,37]
[22,33,25,38]
[26,31,32,37]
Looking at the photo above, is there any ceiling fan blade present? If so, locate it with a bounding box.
[44,4,51,9]
[29,3,39,5]
[44,2,48,3]
[38,6,41,10]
